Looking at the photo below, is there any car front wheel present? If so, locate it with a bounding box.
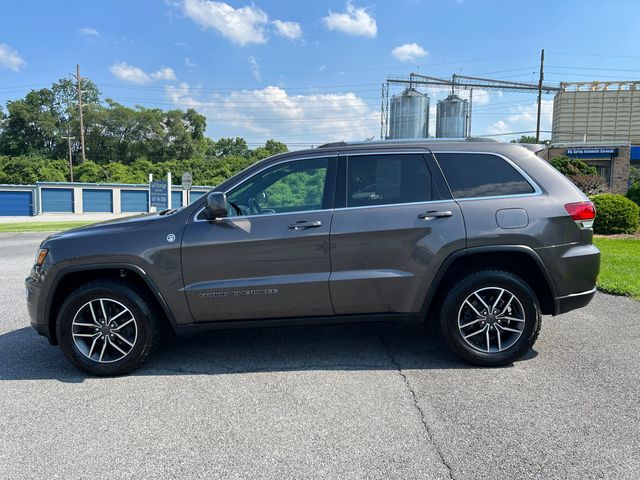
[56,280,163,376]
[440,270,542,366]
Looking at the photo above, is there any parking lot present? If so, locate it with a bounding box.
[0,232,638,479]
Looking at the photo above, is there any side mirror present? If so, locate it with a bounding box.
[203,192,228,220]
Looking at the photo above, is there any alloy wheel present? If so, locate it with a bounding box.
[71,298,138,363]
[457,287,526,353]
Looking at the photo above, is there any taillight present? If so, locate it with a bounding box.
[565,201,596,228]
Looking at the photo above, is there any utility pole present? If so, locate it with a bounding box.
[535,49,545,143]
[64,100,75,182]
[74,64,87,163]
[62,133,75,182]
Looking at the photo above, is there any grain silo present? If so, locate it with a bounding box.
[436,94,469,138]
[388,88,429,139]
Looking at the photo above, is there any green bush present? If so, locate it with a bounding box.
[0,155,69,184]
[568,173,608,196]
[627,182,640,206]
[591,194,640,234]
[550,156,597,176]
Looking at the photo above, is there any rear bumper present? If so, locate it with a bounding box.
[537,242,600,315]
[554,287,597,315]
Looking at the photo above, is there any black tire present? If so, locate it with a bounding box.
[56,280,164,376]
[439,270,541,367]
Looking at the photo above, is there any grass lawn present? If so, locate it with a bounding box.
[593,237,640,300]
[0,221,94,233]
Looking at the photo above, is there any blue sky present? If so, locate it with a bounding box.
[1,0,640,147]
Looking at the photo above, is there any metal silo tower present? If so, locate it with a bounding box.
[436,94,469,138]
[388,88,430,139]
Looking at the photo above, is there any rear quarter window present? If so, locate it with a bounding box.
[435,153,535,199]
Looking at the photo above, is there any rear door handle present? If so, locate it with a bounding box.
[288,220,322,229]
[418,210,453,220]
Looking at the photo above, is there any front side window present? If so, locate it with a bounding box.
[435,153,535,199]
[226,157,329,216]
[347,154,431,207]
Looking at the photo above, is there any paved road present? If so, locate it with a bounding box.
[0,233,638,479]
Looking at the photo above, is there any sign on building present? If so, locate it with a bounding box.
[566,148,618,158]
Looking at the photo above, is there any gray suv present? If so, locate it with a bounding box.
[26,139,600,376]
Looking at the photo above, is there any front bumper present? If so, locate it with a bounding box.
[554,287,597,315]
[25,276,51,342]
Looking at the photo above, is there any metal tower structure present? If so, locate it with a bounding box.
[381,71,561,139]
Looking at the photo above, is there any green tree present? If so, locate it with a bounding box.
[212,137,250,158]
[74,160,106,183]
[0,88,60,157]
[510,135,539,144]
[0,77,100,161]
[252,139,288,160]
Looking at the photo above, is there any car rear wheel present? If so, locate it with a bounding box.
[440,270,541,366]
[57,280,164,376]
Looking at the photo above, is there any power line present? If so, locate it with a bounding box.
[81,53,538,77]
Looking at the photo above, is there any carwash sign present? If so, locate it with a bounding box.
[566,148,618,158]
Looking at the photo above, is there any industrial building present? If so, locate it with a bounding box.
[551,81,640,144]
[436,94,469,138]
[547,81,640,193]
[387,87,429,139]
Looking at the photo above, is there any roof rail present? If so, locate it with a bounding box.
[316,137,500,148]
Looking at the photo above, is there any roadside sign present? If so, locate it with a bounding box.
[150,180,168,209]
[182,172,193,191]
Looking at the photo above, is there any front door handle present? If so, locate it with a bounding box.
[418,210,453,220]
[288,220,322,230]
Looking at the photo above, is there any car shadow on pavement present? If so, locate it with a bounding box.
[0,321,538,382]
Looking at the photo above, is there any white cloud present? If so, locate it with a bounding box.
[166,83,379,144]
[458,89,493,106]
[391,43,428,62]
[0,44,26,72]
[507,99,553,127]
[185,57,197,68]
[79,27,100,37]
[110,62,151,84]
[487,120,511,136]
[183,0,268,45]
[151,67,177,81]
[322,2,377,38]
[248,56,261,82]
[482,100,553,139]
[110,62,177,84]
[272,19,302,39]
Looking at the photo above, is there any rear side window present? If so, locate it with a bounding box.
[435,153,534,199]
[347,154,431,207]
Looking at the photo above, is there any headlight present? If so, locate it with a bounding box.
[35,248,48,267]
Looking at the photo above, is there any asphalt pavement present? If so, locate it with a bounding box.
[0,232,638,479]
